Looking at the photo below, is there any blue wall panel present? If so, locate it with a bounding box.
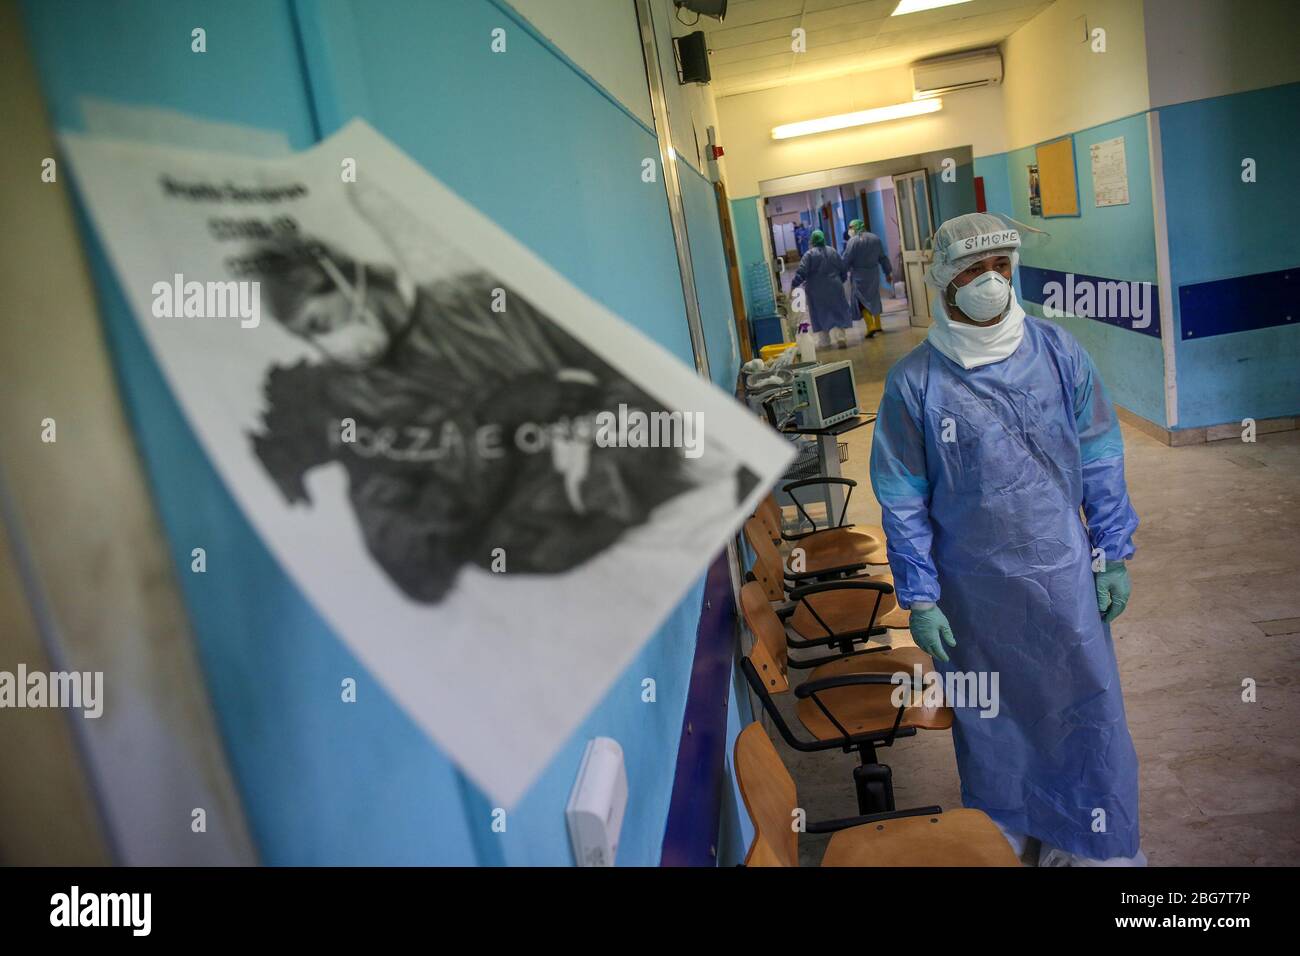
[1018,265,1161,338]
[1002,115,1157,282]
[973,153,1012,220]
[312,0,695,366]
[23,0,317,146]
[731,195,774,318]
[21,0,482,866]
[1158,81,1300,427]
[842,196,860,229]
[680,161,741,390]
[929,160,976,226]
[494,579,704,866]
[865,189,890,261]
[1178,267,1298,340]
[716,669,755,867]
[993,114,1166,426]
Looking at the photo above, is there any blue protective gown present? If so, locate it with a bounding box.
[869,316,1141,860]
[791,246,855,333]
[842,230,892,317]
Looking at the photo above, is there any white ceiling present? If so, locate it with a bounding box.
[695,0,1054,97]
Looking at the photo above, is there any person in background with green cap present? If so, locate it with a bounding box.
[843,219,893,339]
[790,229,855,349]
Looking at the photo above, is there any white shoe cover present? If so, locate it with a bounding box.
[1038,844,1148,867]
[995,822,1029,859]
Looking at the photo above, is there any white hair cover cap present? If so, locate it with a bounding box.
[925,212,1022,289]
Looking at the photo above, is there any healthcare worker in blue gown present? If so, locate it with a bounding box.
[791,229,856,349]
[869,212,1144,867]
[842,219,892,338]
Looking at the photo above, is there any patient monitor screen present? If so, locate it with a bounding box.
[815,367,857,420]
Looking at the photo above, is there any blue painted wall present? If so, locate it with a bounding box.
[680,161,741,390]
[1158,81,1300,427]
[731,195,774,319]
[865,188,891,263]
[929,160,976,226]
[980,113,1167,426]
[842,196,860,229]
[21,0,731,865]
[976,92,1300,431]
[974,153,1012,221]
[717,664,756,866]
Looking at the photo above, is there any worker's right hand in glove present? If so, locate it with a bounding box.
[908,603,956,663]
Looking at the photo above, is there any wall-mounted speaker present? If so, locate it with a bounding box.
[675,31,711,85]
[674,0,727,20]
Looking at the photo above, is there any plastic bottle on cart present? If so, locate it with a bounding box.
[796,319,817,364]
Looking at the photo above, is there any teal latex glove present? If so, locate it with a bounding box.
[1095,560,1131,623]
[909,603,956,663]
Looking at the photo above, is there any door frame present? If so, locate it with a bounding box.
[892,169,935,328]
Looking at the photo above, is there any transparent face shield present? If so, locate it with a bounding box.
[925,212,1044,292]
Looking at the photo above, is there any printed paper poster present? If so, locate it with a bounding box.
[62,119,793,805]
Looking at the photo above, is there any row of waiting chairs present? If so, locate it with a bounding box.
[733,477,1019,867]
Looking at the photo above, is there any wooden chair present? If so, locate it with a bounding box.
[757,479,890,571]
[734,722,1021,867]
[742,516,909,653]
[739,580,950,814]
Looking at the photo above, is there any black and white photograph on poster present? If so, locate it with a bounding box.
[59,120,793,806]
[1027,162,1042,216]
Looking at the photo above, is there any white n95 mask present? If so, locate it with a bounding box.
[927,285,1026,370]
[953,270,1012,322]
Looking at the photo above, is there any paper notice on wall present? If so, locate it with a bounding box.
[61,119,793,806]
[1090,136,1130,207]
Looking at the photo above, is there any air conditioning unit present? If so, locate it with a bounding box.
[912,48,1002,99]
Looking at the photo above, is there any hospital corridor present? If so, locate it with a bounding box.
[0,0,1297,937]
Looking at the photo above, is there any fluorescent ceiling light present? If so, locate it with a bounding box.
[891,0,974,16]
[771,98,942,140]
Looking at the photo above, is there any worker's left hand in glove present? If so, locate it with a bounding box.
[1094,561,1131,623]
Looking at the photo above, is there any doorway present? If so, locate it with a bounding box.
[756,147,972,337]
[891,169,936,328]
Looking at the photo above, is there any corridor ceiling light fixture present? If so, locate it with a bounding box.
[891,0,974,15]
[771,98,942,140]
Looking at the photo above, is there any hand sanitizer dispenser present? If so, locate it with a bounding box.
[566,737,627,867]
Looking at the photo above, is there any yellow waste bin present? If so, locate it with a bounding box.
[759,342,798,362]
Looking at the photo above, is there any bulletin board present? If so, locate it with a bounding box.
[1035,135,1080,217]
